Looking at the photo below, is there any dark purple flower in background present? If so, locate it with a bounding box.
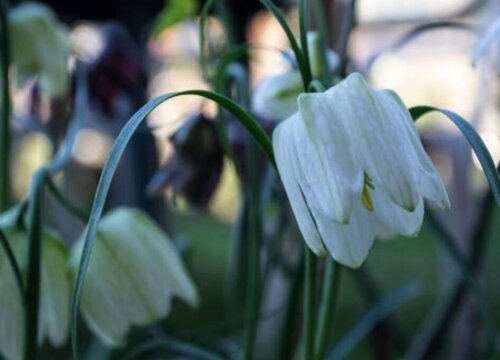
[147,114,224,210]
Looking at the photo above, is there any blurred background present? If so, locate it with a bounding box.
[5,0,500,359]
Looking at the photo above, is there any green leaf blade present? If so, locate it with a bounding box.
[70,89,272,358]
[410,106,500,207]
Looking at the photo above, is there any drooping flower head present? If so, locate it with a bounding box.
[8,3,70,98]
[252,31,339,121]
[0,208,70,360]
[69,208,199,346]
[273,73,450,267]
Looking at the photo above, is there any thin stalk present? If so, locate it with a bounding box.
[23,168,47,360]
[0,0,11,212]
[279,252,305,360]
[243,139,263,360]
[46,177,89,222]
[314,260,341,360]
[299,0,313,86]
[0,228,25,305]
[303,248,317,360]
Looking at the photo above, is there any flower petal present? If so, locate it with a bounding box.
[39,231,71,346]
[9,3,70,97]
[69,208,199,347]
[311,201,375,268]
[273,118,326,255]
[0,232,24,360]
[297,92,364,222]
[371,190,424,238]
[386,91,450,210]
[354,76,421,211]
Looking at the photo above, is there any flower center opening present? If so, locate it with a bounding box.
[361,173,374,212]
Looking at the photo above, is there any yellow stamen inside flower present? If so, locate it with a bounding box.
[362,173,374,212]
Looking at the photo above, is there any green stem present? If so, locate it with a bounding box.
[23,168,47,360]
[46,177,89,222]
[303,248,317,360]
[314,260,341,360]
[406,195,497,359]
[0,0,11,212]
[299,0,313,86]
[243,136,263,360]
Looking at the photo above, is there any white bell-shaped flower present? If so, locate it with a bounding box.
[9,3,70,98]
[0,209,70,360]
[252,31,339,121]
[69,208,199,347]
[273,73,450,268]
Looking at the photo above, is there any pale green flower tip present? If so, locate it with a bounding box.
[344,72,369,88]
[252,72,303,120]
[9,3,70,98]
[315,246,327,257]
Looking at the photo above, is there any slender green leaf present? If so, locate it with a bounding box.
[0,228,25,304]
[299,0,312,86]
[46,177,89,222]
[410,106,500,207]
[303,248,317,360]
[23,168,47,360]
[327,283,420,360]
[199,0,218,79]
[70,89,273,358]
[151,0,198,37]
[0,0,11,212]
[259,0,310,89]
[315,260,341,360]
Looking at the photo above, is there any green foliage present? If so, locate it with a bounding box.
[151,0,198,37]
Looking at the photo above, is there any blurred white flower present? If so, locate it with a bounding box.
[0,209,70,360]
[69,208,199,347]
[273,73,450,268]
[252,31,339,121]
[472,16,500,73]
[9,3,70,97]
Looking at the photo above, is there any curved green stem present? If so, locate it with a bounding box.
[0,0,11,212]
[259,0,310,89]
[314,260,341,360]
[70,89,273,359]
[303,248,317,360]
